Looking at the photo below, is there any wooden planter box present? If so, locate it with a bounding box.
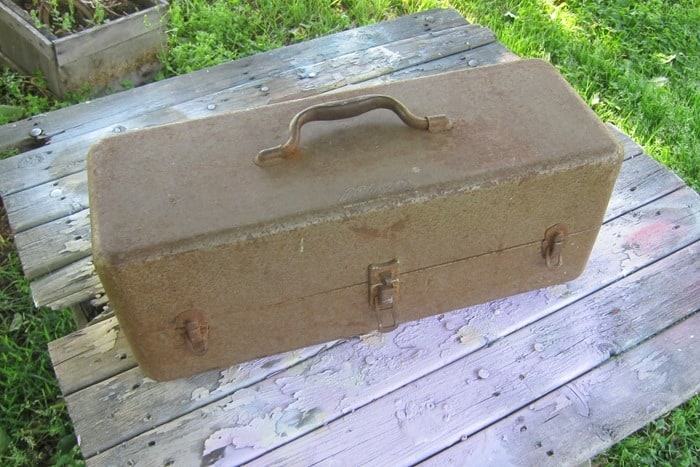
[0,0,168,96]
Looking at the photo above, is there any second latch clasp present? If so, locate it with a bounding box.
[368,259,400,332]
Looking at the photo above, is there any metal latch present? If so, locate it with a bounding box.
[175,310,209,355]
[368,259,400,332]
[542,224,569,269]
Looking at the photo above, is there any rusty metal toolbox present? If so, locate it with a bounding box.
[88,59,622,381]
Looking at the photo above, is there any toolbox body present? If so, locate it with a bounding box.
[88,59,622,380]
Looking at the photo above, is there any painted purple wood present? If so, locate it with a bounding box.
[422,310,700,466]
[245,242,698,466]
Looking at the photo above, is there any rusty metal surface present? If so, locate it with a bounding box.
[88,59,623,380]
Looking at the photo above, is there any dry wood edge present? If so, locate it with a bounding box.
[88,238,700,465]
[50,182,700,395]
[249,242,700,465]
[45,150,693,397]
[62,187,700,460]
[52,0,168,66]
[2,23,497,233]
[30,151,673,312]
[2,23,496,197]
[0,11,482,194]
[421,309,700,466]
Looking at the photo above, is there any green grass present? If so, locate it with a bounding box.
[0,216,81,465]
[1,0,698,464]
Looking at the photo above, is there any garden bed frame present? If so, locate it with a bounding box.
[0,0,167,96]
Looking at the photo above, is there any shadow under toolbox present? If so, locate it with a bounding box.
[88,59,622,381]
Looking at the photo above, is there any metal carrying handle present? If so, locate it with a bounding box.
[254,94,451,166]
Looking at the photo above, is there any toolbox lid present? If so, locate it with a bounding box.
[88,59,620,264]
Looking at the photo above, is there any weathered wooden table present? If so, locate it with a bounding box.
[1,9,698,466]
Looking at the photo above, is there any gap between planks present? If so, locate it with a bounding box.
[247,242,700,465]
[2,22,498,229]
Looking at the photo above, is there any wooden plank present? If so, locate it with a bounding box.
[0,8,470,177]
[50,184,700,396]
[0,0,59,89]
[73,188,700,463]
[606,123,643,160]
[87,235,700,465]
[27,148,685,310]
[29,256,103,310]
[14,209,90,279]
[0,22,495,197]
[48,317,136,395]
[53,0,167,66]
[0,8,467,153]
[353,40,520,87]
[67,342,340,458]
[422,310,700,466]
[605,152,685,220]
[53,1,168,95]
[4,171,87,234]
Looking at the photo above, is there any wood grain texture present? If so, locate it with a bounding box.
[1,30,498,225]
[14,208,90,279]
[20,10,699,464]
[12,23,507,310]
[422,309,700,466]
[0,0,58,89]
[81,187,700,465]
[48,317,135,395]
[29,256,102,310]
[3,171,87,233]
[605,151,684,220]
[67,342,339,457]
[606,123,643,160]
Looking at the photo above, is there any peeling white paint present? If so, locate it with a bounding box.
[93,326,118,353]
[635,350,669,387]
[191,387,211,401]
[395,397,450,445]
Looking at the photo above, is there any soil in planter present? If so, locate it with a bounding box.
[15,0,152,37]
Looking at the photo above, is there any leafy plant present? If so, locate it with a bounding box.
[23,0,139,37]
[0,67,65,125]
[0,214,81,465]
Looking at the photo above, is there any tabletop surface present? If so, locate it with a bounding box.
[0,8,698,466]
